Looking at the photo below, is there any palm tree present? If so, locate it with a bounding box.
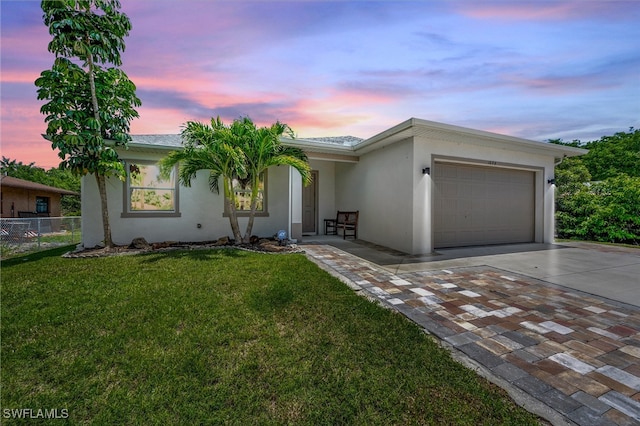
[160,116,311,244]
[231,117,312,241]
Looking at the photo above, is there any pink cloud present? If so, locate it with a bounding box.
[2,69,44,85]
[460,3,576,20]
[293,87,398,113]
[1,116,60,169]
[457,1,631,21]
[287,111,370,135]
[503,73,619,95]
[274,90,393,136]
[130,108,191,134]
[127,79,398,138]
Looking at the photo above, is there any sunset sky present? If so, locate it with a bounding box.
[2,1,639,169]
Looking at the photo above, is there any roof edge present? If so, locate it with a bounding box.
[0,175,79,195]
[354,117,588,157]
[352,118,415,152]
[414,118,588,156]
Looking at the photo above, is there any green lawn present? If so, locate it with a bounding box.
[1,247,539,424]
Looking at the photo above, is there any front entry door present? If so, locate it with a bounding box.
[302,171,318,234]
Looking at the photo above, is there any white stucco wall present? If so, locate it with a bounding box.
[81,130,561,253]
[412,142,432,254]
[328,134,558,255]
[335,138,415,253]
[81,150,293,247]
[543,160,556,243]
[412,135,556,254]
[289,167,302,240]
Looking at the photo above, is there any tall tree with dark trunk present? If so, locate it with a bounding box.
[35,0,140,248]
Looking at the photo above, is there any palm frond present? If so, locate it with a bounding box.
[159,115,311,241]
[208,171,221,194]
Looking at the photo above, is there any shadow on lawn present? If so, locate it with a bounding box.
[0,245,77,268]
[1,245,292,267]
[137,247,249,263]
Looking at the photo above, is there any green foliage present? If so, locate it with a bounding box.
[574,175,640,243]
[554,128,640,244]
[548,138,583,148]
[1,157,81,216]
[161,116,311,243]
[1,157,48,187]
[36,0,140,175]
[554,158,594,240]
[36,0,141,246]
[582,128,640,180]
[35,58,139,176]
[41,0,131,67]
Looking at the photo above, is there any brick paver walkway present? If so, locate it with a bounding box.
[304,244,640,426]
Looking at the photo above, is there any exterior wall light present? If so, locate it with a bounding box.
[422,167,431,175]
[547,178,556,185]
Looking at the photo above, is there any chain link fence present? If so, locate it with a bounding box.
[1,216,81,259]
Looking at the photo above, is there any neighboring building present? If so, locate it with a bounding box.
[1,175,79,218]
[81,118,587,254]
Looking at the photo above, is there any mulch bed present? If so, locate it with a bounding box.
[63,239,304,258]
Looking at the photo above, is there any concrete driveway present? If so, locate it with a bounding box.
[389,242,640,308]
[309,238,640,308]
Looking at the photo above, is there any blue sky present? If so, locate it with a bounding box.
[1,0,639,168]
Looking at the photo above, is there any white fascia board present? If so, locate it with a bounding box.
[351,118,414,154]
[283,138,358,156]
[106,135,183,153]
[352,117,588,159]
[415,118,588,158]
[126,142,181,151]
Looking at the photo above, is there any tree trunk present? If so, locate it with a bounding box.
[225,197,243,243]
[86,36,113,248]
[95,173,113,248]
[243,213,256,243]
[88,65,100,123]
[223,178,243,243]
[243,192,259,243]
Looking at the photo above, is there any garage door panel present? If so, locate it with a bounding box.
[458,166,475,180]
[441,182,458,196]
[493,183,511,197]
[486,169,507,183]
[437,163,458,179]
[471,168,486,180]
[433,163,535,248]
[470,182,487,197]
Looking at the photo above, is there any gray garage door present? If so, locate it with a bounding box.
[433,163,535,248]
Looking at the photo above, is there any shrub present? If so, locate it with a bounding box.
[574,175,640,244]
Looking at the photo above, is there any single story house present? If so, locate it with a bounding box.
[1,175,78,218]
[81,118,587,254]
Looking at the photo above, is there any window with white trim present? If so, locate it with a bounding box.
[122,162,180,217]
